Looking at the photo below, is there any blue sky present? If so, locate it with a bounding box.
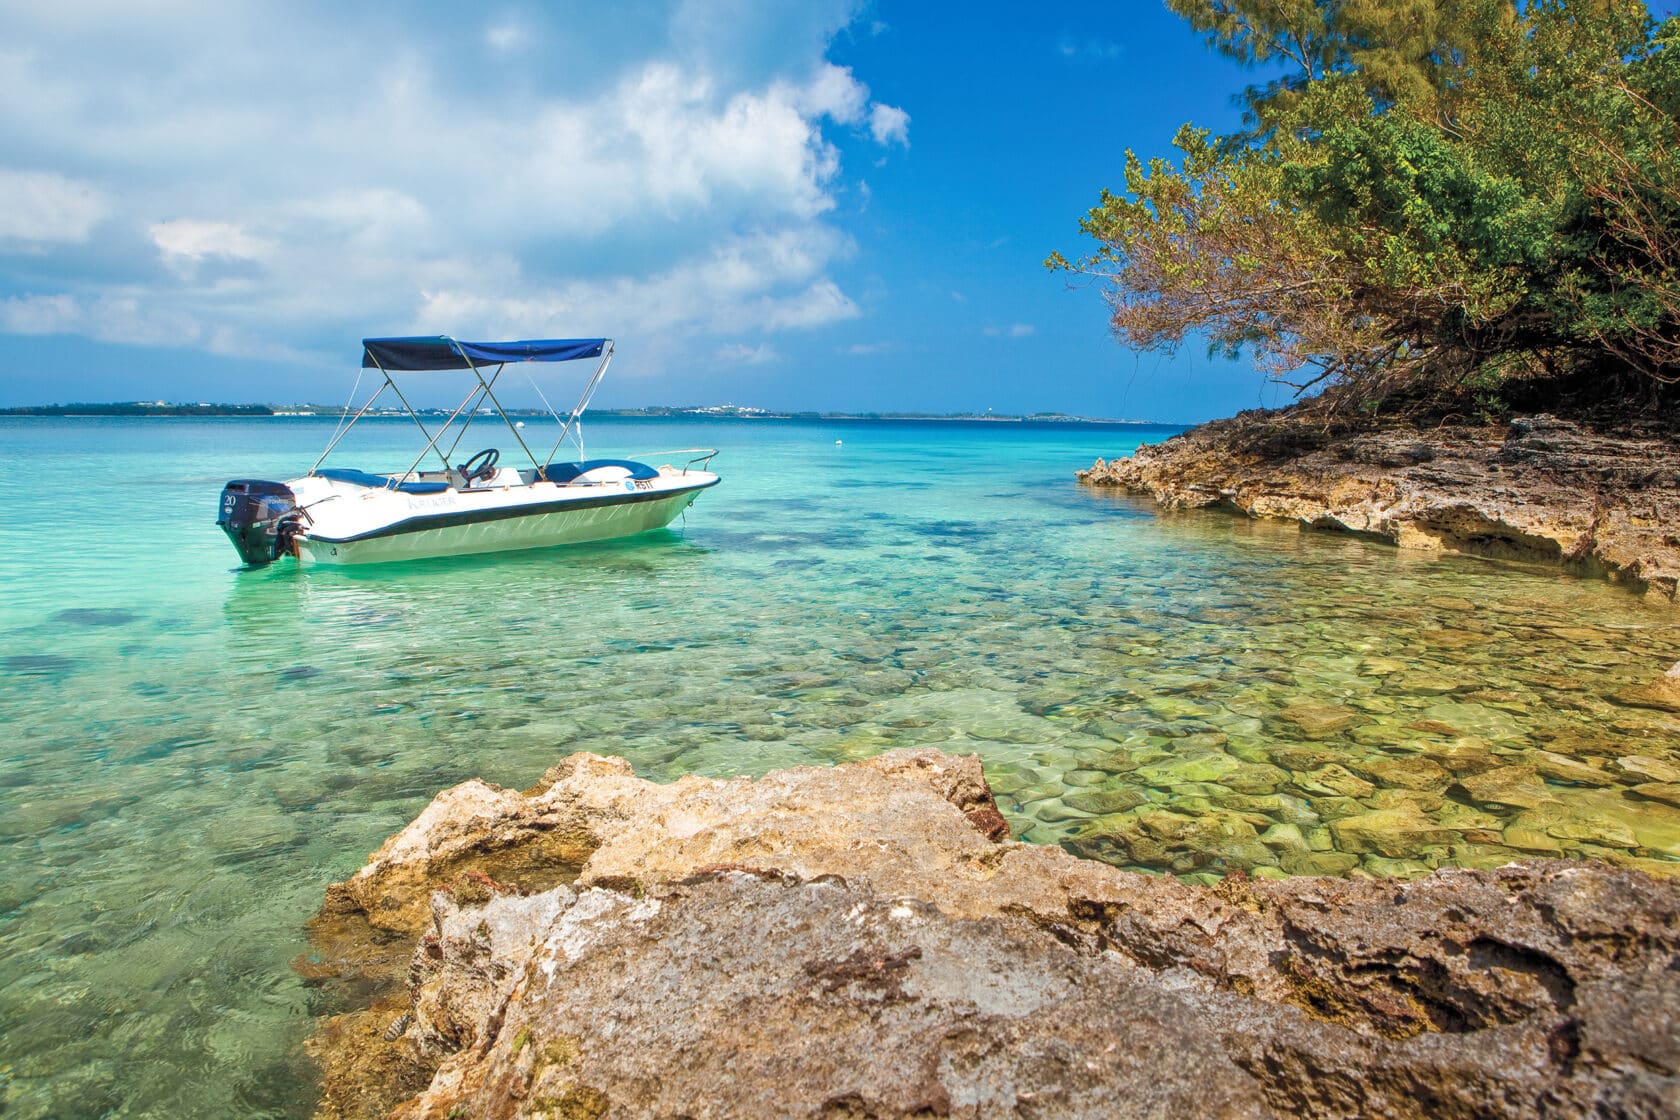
[0,2,1675,422]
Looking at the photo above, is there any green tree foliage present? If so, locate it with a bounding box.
[1163,0,1527,126]
[1050,0,1680,412]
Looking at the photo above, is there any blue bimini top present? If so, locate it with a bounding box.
[362,337,608,371]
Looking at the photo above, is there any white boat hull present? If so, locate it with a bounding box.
[288,473,716,566]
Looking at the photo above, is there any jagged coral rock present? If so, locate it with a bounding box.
[309,750,1680,1119]
[1078,413,1680,603]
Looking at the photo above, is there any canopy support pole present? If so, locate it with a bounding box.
[309,376,390,475]
[450,342,543,474]
[545,342,615,469]
[441,379,495,462]
[382,371,453,474]
[397,376,495,484]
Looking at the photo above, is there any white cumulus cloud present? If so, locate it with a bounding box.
[0,168,108,243]
[149,219,273,263]
[0,1,903,382]
[0,292,81,333]
[716,341,780,364]
[412,227,858,346]
[868,103,910,147]
[796,63,869,124]
[0,291,209,349]
[484,21,528,52]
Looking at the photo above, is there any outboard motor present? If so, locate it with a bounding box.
[217,480,301,566]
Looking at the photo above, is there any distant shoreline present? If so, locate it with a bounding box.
[0,403,1177,426]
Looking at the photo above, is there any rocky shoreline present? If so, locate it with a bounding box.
[303,750,1680,1119]
[1077,412,1680,604]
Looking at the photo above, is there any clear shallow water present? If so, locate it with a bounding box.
[1,414,1678,1118]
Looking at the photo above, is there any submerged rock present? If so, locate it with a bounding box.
[1327,806,1460,856]
[1629,783,1680,810]
[1275,703,1362,739]
[1063,807,1271,873]
[1528,750,1615,788]
[1450,766,1557,811]
[1293,763,1376,799]
[0,653,80,679]
[1614,665,1680,713]
[308,750,1680,1120]
[1060,786,1147,815]
[1615,755,1680,785]
[52,607,140,627]
[1349,755,1451,791]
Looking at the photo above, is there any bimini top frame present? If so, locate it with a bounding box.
[309,336,616,483]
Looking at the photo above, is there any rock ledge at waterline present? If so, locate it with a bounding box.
[1078,412,1680,603]
[305,749,1680,1119]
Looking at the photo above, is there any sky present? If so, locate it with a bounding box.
[0,1,1676,422]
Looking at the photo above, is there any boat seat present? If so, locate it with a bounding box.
[537,458,660,483]
[314,467,450,494]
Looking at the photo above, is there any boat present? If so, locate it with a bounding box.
[217,336,719,566]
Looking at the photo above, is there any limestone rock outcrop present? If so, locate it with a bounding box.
[306,749,1680,1119]
[1078,413,1680,603]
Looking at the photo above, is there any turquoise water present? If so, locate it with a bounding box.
[2,415,1679,1118]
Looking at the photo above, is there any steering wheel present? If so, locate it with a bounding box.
[459,447,500,485]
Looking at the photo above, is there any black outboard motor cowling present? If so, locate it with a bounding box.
[217,480,300,566]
